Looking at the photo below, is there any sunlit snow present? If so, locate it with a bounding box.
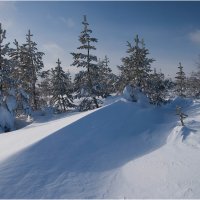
[0,96,200,198]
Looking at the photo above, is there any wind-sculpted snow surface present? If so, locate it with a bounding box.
[0,97,200,198]
[111,98,200,199]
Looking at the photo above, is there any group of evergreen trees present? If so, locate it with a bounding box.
[0,15,200,133]
[174,62,200,99]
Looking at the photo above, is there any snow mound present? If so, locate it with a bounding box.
[0,100,172,198]
[123,85,135,101]
[168,96,193,109]
[123,86,149,106]
[0,97,200,198]
[166,99,200,148]
[112,101,200,198]
[0,105,14,132]
[6,89,17,113]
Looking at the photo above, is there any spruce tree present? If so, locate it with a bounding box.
[73,70,88,98]
[50,59,74,112]
[20,30,44,110]
[0,23,12,94]
[8,39,33,116]
[148,69,167,105]
[37,70,52,108]
[0,24,17,132]
[186,71,200,98]
[175,62,186,97]
[118,35,154,93]
[71,15,99,109]
[9,40,23,90]
[96,56,116,97]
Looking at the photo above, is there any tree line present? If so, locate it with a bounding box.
[0,15,199,133]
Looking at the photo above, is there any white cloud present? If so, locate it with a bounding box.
[60,17,75,28]
[189,30,200,44]
[1,19,13,30]
[42,43,67,69]
[0,2,17,31]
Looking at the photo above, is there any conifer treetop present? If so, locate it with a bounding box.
[175,62,186,78]
[79,15,98,47]
[178,62,184,71]
[26,30,33,40]
[82,15,89,32]
[175,62,186,97]
[56,58,61,66]
[71,15,98,68]
[134,34,139,47]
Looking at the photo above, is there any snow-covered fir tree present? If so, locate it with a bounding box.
[74,55,117,103]
[73,70,88,98]
[175,62,186,97]
[8,39,33,117]
[0,24,17,133]
[148,69,167,105]
[9,39,21,89]
[16,87,31,117]
[37,70,52,108]
[71,15,99,110]
[20,30,44,110]
[118,35,154,94]
[96,56,117,97]
[185,71,200,98]
[0,23,13,94]
[50,59,74,112]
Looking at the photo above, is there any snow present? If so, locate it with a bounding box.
[0,110,95,162]
[0,89,16,132]
[0,105,14,132]
[116,125,200,198]
[123,85,135,101]
[0,96,200,198]
[6,95,17,113]
[6,89,17,115]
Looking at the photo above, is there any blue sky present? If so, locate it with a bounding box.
[1,1,200,78]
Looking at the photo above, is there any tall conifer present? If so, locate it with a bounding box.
[71,15,99,109]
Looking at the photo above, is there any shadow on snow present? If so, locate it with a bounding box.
[0,100,175,198]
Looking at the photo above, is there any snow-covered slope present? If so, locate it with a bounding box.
[0,97,200,198]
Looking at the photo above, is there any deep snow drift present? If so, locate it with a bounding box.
[0,96,200,198]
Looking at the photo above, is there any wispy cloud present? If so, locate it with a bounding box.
[42,42,68,69]
[0,2,17,30]
[1,19,13,30]
[59,17,75,28]
[42,42,78,76]
[189,30,200,44]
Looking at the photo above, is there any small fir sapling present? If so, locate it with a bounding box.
[176,105,188,126]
